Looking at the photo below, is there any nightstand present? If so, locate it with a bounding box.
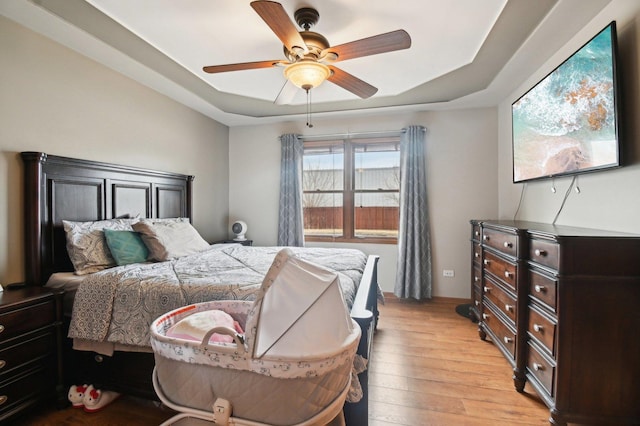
[0,286,63,423]
[214,239,253,246]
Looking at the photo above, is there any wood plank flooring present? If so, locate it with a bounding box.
[368,295,549,425]
[19,296,550,425]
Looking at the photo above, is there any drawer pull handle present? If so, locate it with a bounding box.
[533,363,544,372]
[483,259,490,265]
[474,252,480,258]
[533,324,543,333]
[475,231,480,237]
[0,360,5,369]
[0,395,6,406]
[534,249,547,257]
[474,276,479,282]
[482,313,489,320]
[504,271,512,278]
[505,304,513,312]
[483,286,491,293]
[503,336,513,344]
[503,241,512,248]
[534,285,546,293]
[475,300,479,306]
[0,325,4,334]
[483,235,489,241]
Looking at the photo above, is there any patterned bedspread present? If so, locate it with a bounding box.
[68,245,367,347]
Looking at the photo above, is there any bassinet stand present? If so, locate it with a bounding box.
[152,368,349,426]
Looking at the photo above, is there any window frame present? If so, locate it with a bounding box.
[302,136,400,244]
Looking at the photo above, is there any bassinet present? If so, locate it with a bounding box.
[150,248,362,426]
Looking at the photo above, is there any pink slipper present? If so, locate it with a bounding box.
[68,384,90,408]
[82,385,120,413]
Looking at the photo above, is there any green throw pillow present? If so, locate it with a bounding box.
[103,229,149,266]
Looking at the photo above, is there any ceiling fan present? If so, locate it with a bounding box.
[202,1,411,104]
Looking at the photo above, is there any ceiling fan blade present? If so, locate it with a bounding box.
[203,60,285,73]
[327,66,378,99]
[250,1,308,55]
[274,80,298,105]
[322,30,411,62]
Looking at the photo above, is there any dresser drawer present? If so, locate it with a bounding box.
[0,301,56,342]
[528,306,556,356]
[529,239,559,271]
[0,332,56,378]
[472,223,481,241]
[0,366,55,417]
[483,251,517,291]
[472,264,481,287]
[529,269,557,312]
[482,228,518,257]
[527,341,555,397]
[472,243,482,266]
[482,306,516,359]
[483,277,516,324]
[473,265,482,304]
[473,285,482,310]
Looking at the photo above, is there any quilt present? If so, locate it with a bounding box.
[68,245,367,348]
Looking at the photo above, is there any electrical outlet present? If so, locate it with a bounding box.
[443,269,455,278]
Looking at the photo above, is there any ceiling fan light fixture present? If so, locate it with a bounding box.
[284,61,331,90]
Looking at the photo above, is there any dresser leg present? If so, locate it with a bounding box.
[512,371,526,392]
[478,326,487,340]
[549,410,566,426]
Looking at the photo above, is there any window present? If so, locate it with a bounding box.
[302,136,400,243]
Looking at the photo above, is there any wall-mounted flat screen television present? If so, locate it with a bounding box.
[512,21,620,183]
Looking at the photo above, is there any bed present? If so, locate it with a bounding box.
[21,151,380,426]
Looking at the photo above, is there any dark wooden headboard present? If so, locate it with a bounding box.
[21,152,194,285]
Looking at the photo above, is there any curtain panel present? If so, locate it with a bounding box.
[277,134,305,247]
[394,125,432,299]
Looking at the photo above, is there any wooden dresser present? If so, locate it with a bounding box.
[469,221,482,323]
[470,220,640,426]
[0,287,63,423]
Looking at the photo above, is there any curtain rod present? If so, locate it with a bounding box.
[297,130,399,141]
[295,129,403,141]
[280,126,426,141]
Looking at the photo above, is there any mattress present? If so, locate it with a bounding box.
[45,272,85,316]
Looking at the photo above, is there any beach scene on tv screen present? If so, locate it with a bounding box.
[512,25,617,182]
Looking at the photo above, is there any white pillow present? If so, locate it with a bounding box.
[63,218,139,275]
[132,220,210,261]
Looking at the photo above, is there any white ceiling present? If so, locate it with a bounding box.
[1,0,613,127]
[86,0,507,103]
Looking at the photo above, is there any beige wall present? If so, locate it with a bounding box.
[498,0,640,232]
[229,108,499,297]
[0,16,230,284]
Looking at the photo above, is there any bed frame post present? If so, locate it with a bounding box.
[22,151,47,286]
[186,176,194,222]
[344,254,379,426]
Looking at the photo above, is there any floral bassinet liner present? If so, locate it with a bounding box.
[150,300,359,380]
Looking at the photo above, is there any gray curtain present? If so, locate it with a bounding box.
[394,125,432,299]
[277,134,305,247]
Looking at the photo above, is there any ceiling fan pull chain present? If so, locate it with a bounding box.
[306,88,313,128]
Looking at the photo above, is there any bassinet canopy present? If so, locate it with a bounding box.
[248,248,356,359]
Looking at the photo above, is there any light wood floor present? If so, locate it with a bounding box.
[20,296,550,425]
[368,295,549,425]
